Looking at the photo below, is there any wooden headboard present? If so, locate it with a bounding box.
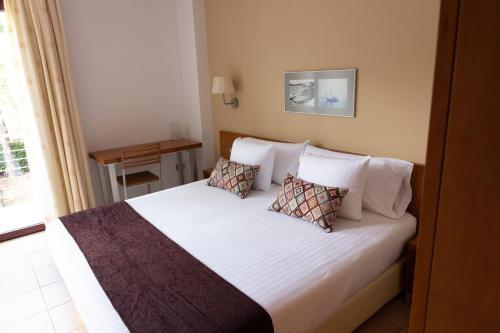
[219,130,425,220]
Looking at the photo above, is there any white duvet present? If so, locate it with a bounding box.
[47,180,416,333]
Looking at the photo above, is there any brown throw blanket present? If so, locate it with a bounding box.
[60,202,273,333]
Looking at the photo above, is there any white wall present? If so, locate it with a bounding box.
[192,0,216,170]
[61,0,186,151]
[60,0,213,204]
[175,0,215,170]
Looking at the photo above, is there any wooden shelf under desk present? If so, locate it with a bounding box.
[89,139,202,165]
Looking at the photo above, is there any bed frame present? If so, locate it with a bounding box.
[218,130,425,333]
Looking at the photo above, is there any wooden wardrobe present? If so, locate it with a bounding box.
[409,0,500,332]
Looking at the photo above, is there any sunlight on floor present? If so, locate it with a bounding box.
[0,232,87,333]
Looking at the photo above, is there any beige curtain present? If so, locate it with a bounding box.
[5,0,94,218]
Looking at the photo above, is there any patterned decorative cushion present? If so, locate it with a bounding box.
[207,157,260,199]
[269,174,348,232]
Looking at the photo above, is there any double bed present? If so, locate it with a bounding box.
[47,131,424,333]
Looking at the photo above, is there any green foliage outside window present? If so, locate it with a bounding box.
[0,139,29,177]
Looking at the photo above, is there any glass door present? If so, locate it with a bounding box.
[0,10,44,240]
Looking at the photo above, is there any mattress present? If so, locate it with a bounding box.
[47,180,416,333]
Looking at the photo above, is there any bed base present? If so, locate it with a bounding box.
[314,258,404,333]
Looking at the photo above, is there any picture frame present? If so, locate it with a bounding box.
[284,69,357,117]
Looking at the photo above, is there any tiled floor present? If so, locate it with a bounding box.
[0,232,409,333]
[0,232,86,333]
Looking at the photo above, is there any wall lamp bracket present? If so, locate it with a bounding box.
[222,93,239,109]
[212,76,239,110]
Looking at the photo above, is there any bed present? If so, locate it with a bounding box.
[47,130,424,333]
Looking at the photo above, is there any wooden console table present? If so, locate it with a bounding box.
[89,139,202,203]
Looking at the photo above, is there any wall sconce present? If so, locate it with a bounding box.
[212,76,239,109]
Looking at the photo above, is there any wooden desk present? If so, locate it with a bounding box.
[89,139,202,203]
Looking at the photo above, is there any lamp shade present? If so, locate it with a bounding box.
[212,76,235,94]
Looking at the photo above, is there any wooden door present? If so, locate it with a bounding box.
[410,0,500,332]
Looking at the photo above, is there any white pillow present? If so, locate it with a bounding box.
[305,145,413,219]
[298,153,370,220]
[230,138,275,191]
[243,137,308,184]
[362,157,413,218]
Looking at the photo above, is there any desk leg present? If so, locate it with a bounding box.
[107,163,121,202]
[176,152,185,185]
[188,149,198,181]
[160,156,166,190]
[97,163,111,204]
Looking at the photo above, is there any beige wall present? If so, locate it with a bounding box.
[206,0,440,163]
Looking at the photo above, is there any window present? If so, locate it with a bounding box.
[0,8,45,238]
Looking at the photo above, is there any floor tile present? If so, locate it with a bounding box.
[0,243,14,258]
[49,301,83,333]
[0,255,32,281]
[0,289,46,327]
[69,326,88,333]
[0,232,47,257]
[0,239,29,258]
[0,270,38,301]
[35,264,62,287]
[41,281,71,309]
[24,232,49,254]
[1,234,87,333]
[29,249,53,268]
[0,311,55,333]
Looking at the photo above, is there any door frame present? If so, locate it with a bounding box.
[409,0,461,332]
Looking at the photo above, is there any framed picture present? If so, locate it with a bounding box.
[284,69,357,117]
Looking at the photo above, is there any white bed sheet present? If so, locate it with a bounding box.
[47,180,416,333]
